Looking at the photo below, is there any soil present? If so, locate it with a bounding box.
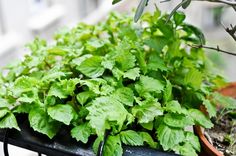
[205,113,236,156]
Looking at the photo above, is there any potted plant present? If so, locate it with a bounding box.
[0,6,235,156]
[194,83,236,156]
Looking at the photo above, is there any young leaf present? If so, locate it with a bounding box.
[47,104,76,125]
[120,130,143,146]
[157,124,185,151]
[174,143,198,156]
[71,123,92,143]
[174,11,186,26]
[76,91,96,105]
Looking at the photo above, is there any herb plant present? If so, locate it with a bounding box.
[0,9,235,156]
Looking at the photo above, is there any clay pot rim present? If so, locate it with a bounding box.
[194,82,236,156]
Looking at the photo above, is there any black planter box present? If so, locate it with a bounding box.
[0,115,178,156]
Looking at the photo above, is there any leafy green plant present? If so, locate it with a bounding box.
[0,9,235,156]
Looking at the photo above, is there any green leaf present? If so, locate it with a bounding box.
[120,130,143,146]
[211,92,236,109]
[132,100,163,123]
[184,132,200,152]
[182,24,206,44]
[47,104,76,125]
[174,143,198,156]
[112,0,122,5]
[13,76,38,96]
[29,108,61,139]
[157,124,185,151]
[123,68,140,80]
[189,109,213,128]
[0,108,10,118]
[71,123,92,143]
[0,113,20,131]
[174,11,186,26]
[112,87,134,106]
[77,56,105,78]
[104,135,123,156]
[182,0,192,9]
[165,100,188,114]
[86,96,131,137]
[134,0,148,22]
[93,137,103,155]
[203,99,216,118]
[163,80,172,102]
[135,76,164,95]
[147,53,167,71]
[48,79,79,99]
[76,91,96,105]
[140,122,153,130]
[184,69,202,90]
[139,132,157,148]
[164,113,194,128]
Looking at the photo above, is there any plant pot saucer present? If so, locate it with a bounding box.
[0,115,178,156]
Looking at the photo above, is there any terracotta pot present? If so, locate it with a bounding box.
[193,82,236,156]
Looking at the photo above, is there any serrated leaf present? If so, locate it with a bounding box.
[174,143,198,156]
[165,100,188,114]
[112,87,134,106]
[184,132,200,152]
[13,76,38,96]
[135,76,164,95]
[123,68,140,80]
[0,113,20,131]
[163,80,172,102]
[211,92,236,109]
[77,56,105,78]
[0,108,10,118]
[48,79,79,98]
[47,104,76,125]
[147,53,167,71]
[132,99,163,123]
[189,109,213,128]
[203,99,216,118]
[120,130,143,146]
[29,108,61,139]
[164,113,194,128]
[86,96,131,137]
[71,123,91,143]
[76,91,96,105]
[104,135,123,156]
[139,132,157,148]
[157,124,185,151]
[184,69,202,90]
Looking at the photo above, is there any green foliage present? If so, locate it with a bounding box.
[0,9,233,156]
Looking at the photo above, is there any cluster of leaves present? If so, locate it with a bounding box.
[0,9,235,156]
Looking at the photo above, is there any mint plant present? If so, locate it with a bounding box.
[0,9,235,156]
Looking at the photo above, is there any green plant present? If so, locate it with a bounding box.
[0,9,235,156]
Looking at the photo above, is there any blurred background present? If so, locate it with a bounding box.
[0,0,235,155]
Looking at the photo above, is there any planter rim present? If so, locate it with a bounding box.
[194,82,236,156]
